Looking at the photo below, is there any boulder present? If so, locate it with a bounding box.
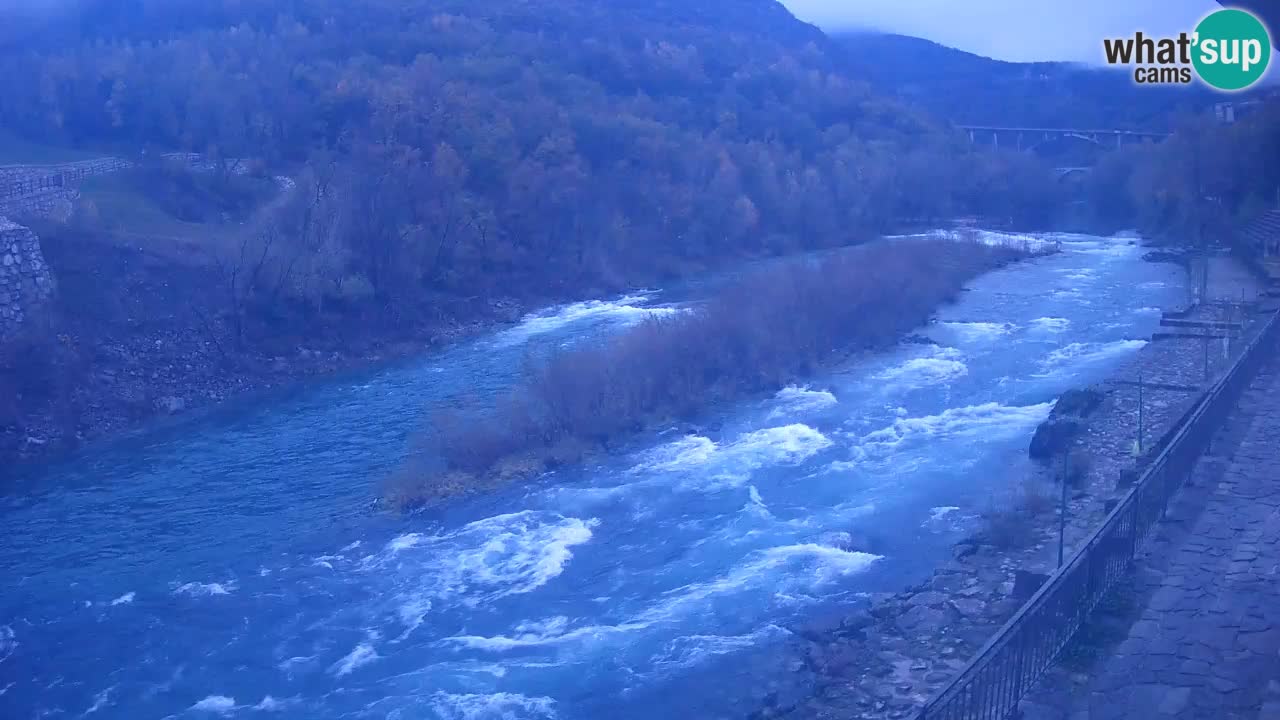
[906,591,948,609]
[1029,388,1104,462]
[953,541,979,561]
[155,395,186,415]
[1029,417,1079,460]
[949,598,987,618]
[816,644,864,674]
[1012,570,1050,600]
[794,612,849,641]
[895,603,954,633]
[1054,388,1104,417]
[816,529,879,554]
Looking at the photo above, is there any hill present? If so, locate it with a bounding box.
[0,0,1064,302]
[0,0,1064,460]
[831,31,1218,131]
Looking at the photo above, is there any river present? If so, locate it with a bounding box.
[0,231,1184,720]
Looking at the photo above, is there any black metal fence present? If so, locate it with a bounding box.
[916,307,1280,720]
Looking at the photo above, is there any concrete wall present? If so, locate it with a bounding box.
[0,216,56,340]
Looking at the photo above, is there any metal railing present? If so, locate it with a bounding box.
[916,307,1280,720]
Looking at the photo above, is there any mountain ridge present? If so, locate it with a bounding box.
[831,30,1220,131]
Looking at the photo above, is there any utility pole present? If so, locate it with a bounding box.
[1202,184,1211,385]
[1137,369,1145,455]
[1203,329,1211,383]
[1058,450,1069,568]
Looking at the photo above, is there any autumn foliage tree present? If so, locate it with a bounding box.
[0,0,1066,321]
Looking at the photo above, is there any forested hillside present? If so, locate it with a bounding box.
[1086,99,1280,242]
[0,0,1070,461]
[0,0,1060,309]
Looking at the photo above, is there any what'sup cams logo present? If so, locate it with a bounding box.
[1103,8,1272,91]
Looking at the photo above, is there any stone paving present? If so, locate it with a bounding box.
[1020,351,1280,720]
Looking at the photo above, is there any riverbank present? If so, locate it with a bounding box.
[772,249,1271,720]
[3,228,1192,720]
[0,224,532,469]
[1,224,1004,473]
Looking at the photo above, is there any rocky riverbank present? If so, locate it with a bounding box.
[4,311,524,467]
[0,227,530,469]
[766,251,1272,720]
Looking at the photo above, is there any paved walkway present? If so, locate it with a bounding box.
[1021,351,1280,720]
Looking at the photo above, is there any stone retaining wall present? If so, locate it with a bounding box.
[0,188,79,220]
[0,150,250,340]
[0,158,134,200]
[0,216,56,339]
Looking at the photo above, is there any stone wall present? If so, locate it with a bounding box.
[0,151,242,339]
[0,216,56,340]
[0,188,79,220]
[0,158,134,200]
[0,157,133,222]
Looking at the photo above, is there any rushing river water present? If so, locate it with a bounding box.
[1,232,1184,720]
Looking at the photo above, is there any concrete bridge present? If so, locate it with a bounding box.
[1055,166,1092,178]
[958,125,1171,151]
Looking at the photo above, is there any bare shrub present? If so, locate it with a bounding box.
[1021,477,1056,517]
[384,465,473,513]
[982,477,1054,549]
[394,237,1036,508]
[1064,449,1093,487]
[981,500,1034,550]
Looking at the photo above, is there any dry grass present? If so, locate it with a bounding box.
[1064,449,1093,487]
[66,167,279,267]
[981,476,1056,549]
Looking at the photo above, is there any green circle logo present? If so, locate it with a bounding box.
[1192,9,1272,91]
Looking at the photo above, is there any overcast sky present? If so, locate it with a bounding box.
[779,0,1224,63]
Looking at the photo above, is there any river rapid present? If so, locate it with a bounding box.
[1,231,1184,720]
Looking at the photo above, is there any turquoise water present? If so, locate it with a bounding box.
[0,233,1183,719]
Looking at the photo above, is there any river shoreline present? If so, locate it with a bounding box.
[1,298,531,473]
[770,249,1271,720]
[4,228,1202,720]
[389,237,1043,510]
[3,227,1042,476]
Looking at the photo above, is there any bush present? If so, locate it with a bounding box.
[127,162,275,223]
[389,237,1040,508]
[981,477,1053,549]
[1064,449,1093,487]
[980,503,1035,550]
[1021,478,1056,517]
